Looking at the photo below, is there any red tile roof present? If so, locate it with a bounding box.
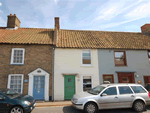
[57,29,150,49]
[0,27,54,44]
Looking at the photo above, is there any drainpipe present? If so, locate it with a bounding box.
[52,45,56,101]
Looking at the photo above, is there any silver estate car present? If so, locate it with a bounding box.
[71,84,150,113]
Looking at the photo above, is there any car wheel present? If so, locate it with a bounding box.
[10,106,23,113]
[133,100,145,112]
[84,102,98,113]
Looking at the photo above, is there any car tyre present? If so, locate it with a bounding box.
[10,106,24,113]
[133,100,145,112]
[84,102,98,113]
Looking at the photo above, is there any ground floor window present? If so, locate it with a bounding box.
[103,74,114,83]
[83,76,92,91]
[8,74,24,93]
[144,76,150,86]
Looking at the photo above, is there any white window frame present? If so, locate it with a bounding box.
[10,48,25,65]
[81,75,93,92]
[7,74,24,94]
[81,49,92,66]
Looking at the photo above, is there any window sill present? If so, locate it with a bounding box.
[81,64,93,67]
[115,65,127,67]
[10,64,24,65]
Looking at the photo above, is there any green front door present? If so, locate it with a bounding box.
[64,75,75,99]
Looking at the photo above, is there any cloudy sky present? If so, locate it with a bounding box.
[0,0,150,32]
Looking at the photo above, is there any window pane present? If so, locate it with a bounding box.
[131,86,146,93]
[9,75,22,93]
[83,57,91,64]
[83,53,90,57]
[122,77,130,83]
[119,86,133,94]
[115,52,124,58]
[103,87,117,95]
[83,76,92,91]
[148,52,150,57]
[115,59,125,65]
[103,76,113,83]
[13,49,23,64]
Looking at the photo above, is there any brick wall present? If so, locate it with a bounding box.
[0,44,53,97]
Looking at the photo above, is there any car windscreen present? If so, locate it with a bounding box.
[0,89,20,98]
[88,85,106,95]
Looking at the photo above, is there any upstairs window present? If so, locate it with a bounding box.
[148,51,150,63]
[114,51,127,66]
[11,48,25,65]
[82,50,91,65]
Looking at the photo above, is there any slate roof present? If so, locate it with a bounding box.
[0,27,54,44]
[57,29,150,49]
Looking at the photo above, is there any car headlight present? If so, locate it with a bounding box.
[73,99,78,103]
[24,101,32,106]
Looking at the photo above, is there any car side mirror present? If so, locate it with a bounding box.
[101,93,107,96]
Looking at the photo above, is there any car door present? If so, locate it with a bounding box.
[117,86,135,108]
[0,94,7,113]
[98,86,120,109]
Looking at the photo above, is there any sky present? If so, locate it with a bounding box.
[0,0,150,32]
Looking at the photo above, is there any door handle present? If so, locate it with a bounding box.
[114,96,118,99]
[131,95,134,97]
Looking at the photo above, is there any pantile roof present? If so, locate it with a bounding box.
[0,27,54,44]
[57,29,150,49]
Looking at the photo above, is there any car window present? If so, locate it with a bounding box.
[0,95,4,99]
[102,87,117,95]
[119,86,133,94]
[131,86,146,93]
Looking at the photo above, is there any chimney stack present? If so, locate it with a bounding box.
[141,24,150,35]
[55,17,59,30]
[7,14,21,28]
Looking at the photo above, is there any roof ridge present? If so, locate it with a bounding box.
[19,27,54,30]
[60,29,141,34]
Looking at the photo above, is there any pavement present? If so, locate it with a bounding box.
[36,101,72,107]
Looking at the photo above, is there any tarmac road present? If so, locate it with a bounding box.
[32,105,150,113]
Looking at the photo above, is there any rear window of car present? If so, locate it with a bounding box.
[131,86,147,93]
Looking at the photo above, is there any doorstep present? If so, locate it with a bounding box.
[35,101,72,107]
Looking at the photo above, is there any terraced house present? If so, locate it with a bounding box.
[54,18,150,100]
[1,14,150,101]
[0,14,55,101]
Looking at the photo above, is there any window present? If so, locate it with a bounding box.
[148,51,150,63]
[0,95,4,100]
[7,74,24,93]
[11,48,25,64]
[103,75,114,83]
[102,87,117,95]
[83,76,92,91]
[114,51,127,66]
[82,50,91,65]
[118,86,133,94]
[144,76,150,86]
[131,86,146,93]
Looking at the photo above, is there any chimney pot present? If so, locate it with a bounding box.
[14,14,16,16]
[10,14,12,16]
